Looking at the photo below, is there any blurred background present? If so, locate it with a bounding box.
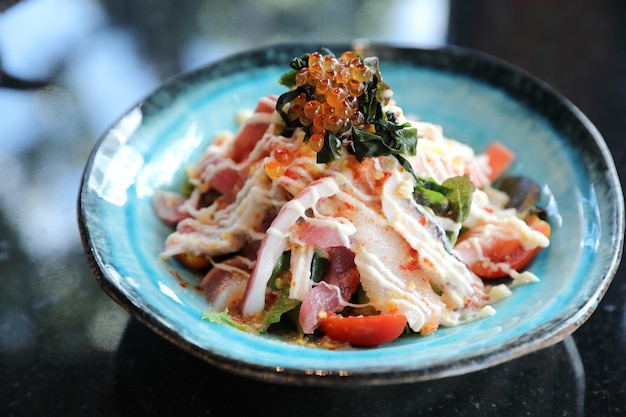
[1,1,624,416]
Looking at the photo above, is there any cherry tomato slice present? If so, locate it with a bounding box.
[319,313,408,347]
[458,215,551,279]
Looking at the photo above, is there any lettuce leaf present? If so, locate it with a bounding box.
[201,309,250,332]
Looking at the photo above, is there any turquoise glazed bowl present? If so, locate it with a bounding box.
[78,43,624,386]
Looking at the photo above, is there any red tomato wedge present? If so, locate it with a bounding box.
[319,313,408,347]
[457,215,551,279]
[483,141,515,182]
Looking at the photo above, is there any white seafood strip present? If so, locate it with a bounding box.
[381,170,485,310]
[241,177,342,315]
[354,247,442,332]
[289,245,315,301]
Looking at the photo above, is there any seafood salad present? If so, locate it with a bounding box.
[154,49,551,347]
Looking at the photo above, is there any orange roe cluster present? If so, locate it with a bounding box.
[267,50,394,179]
[288,51,375,149]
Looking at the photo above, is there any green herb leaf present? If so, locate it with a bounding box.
[361,76,381,123]
[442,175,475,223]
[310,250,329,283]
[394,154,417,179]
[413,175,475,224]
[351,122,417,162]
[268,251,291,291]
[278,53,311,88]
[431,283,443,296]
[317,133,342,163]
[379,121,418,155]
[413,177,450,210]
[290,54,309,70]
[278,69,298,88]
[180,168,194,197]
[351,128,385,161]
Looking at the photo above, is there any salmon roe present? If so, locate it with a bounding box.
[264,159,285,180]
[289,50,376,143]
[274,147,294,165]
[269,50,383,178]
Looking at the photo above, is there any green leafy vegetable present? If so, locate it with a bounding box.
[278,70,298,89]
[413,175,475,224]
[180,169,194,197]
[431,283,443,296]
[259,289,301,332]
[268,251,291,290]
[497,176,539,214]
[414,178,451,208]
[351,121,417,162]
[257,250,302,331]
[317,133,342,163]
[278,54,310,88]
[310,250,330,283]
[360,74,384,123]
[442,175,476,223]
[201,309,250,331]
[496,175,548,220]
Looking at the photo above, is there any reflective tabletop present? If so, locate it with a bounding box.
[1,1,625,416]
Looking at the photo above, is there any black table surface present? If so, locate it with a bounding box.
[1,1,625,416]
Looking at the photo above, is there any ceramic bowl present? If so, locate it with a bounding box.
[78,43,624,385]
